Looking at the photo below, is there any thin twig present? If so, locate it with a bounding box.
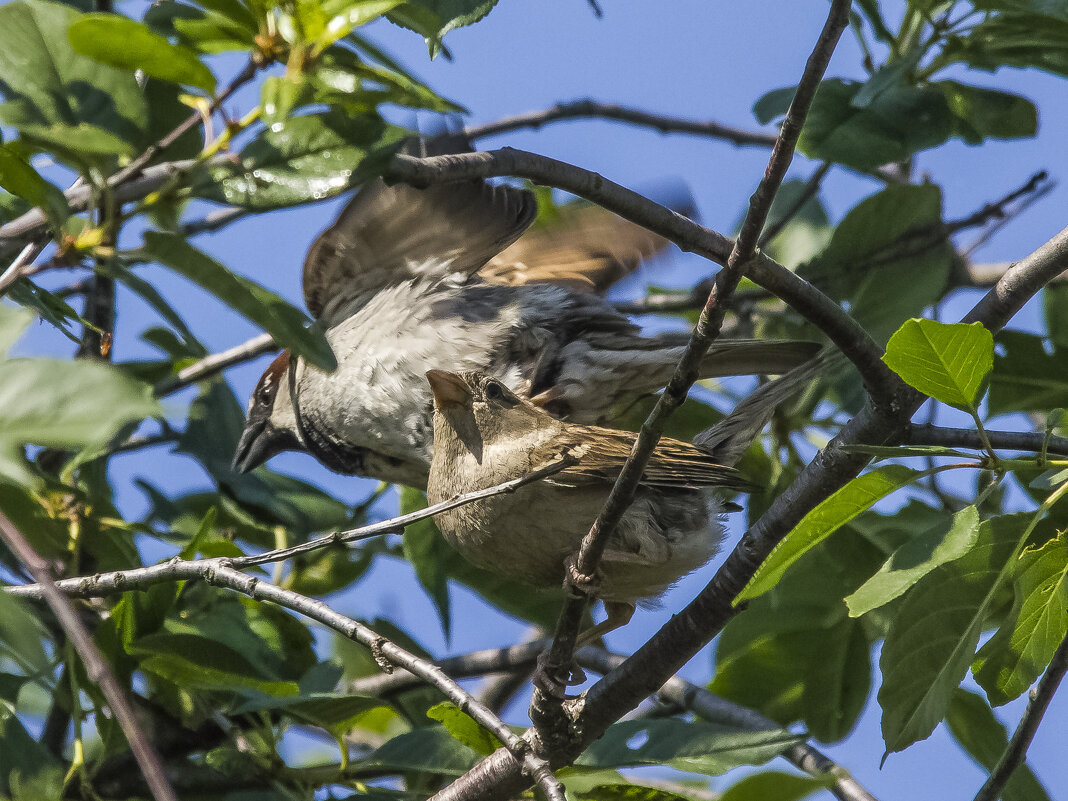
[973,633,1068,801]
[463,99,779,147]
[0,511,178,801]
[153,332,277,396]
[901,424,1068,458]
[179,206,250,237]
[9,559,564,801]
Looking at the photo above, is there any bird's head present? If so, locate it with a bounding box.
[233,350,303,473]
[426,369,546,454]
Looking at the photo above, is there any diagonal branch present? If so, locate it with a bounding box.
[0,511,178,801]
[153,332,277,396]
[973,632,1068,801]
[463,99,779,147]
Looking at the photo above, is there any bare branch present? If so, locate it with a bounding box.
[153,332,277,396]
[179,206,250,237]
[0,240,47,296]
[0,511,178,801]
[463,99,779,147]
[973,633,1068,801]
[901,424,1068,458]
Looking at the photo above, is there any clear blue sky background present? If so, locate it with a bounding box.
[16,0,1068,797]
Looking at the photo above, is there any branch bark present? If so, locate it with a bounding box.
[901,424,1068,458]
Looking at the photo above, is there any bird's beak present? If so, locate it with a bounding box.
[426,370,472,409]
[233,418,299,473]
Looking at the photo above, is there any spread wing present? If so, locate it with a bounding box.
[302,178,537,326]
[554,426,756,492]
[479,200,681,294]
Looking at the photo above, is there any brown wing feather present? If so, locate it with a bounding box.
[479,202,674,294]
[303,179,537,325]
[556,426,755,492]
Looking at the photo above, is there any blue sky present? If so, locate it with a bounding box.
[15,0,1068,797]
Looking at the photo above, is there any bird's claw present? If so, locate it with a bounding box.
[533,651,587,699]
[563,554,600,598]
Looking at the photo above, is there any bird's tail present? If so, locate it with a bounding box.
[692,349,841,466]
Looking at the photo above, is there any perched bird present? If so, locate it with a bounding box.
[234,169,820,489]
[425,356,828,641]
[425,369,758,641]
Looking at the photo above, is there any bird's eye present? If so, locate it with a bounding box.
[484,381,505,401]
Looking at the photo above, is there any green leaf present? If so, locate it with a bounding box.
[946,689,1052,801]
[799,184,952,342]
[194,111,405,209]
[0,591,50,676]
[0,0,149,156]
[388,0,500,58]
[0,716,61,798]
[882,319,994,411]
[0,304,33,356]
[0,357,160,485]
[1045,283,1068,350]
[719,771,831,801]
[367,726,481,774]
[737,465,923,603]
[846,505,981,617]
[713,533,882,742]
[145,1,258,54]
[988,330,1068,415]
[0,145,70,229]
[797,79,953,171]
[575,718,801,775]
[427,702,503,755]
[943,11,1068,78]
[232,691,389,735]
[143,232,336,371]
[68,14,216,92]
[571,784,701,801]
[140,651,301,697]
[973,531,1068,705]
[878,513,1032,758]
[937,81,1038,144]
[752,86,795,124]
[316,0,406,48]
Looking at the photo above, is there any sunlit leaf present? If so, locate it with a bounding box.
[737,465,923,603]
[883,319,994,411]
[846,506,981,617]
[973,531,1068,706]
[427,702,503,755]
[0,145,70,229]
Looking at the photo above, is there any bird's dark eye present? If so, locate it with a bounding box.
[485,381,505,401]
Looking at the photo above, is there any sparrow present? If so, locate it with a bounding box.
[234,166,821,489]
[424,357,827,641]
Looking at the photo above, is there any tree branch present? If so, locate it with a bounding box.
[973,632,1068,801]
[463,99,779,147]
[0,511,178,801]
[901,424,1068,458]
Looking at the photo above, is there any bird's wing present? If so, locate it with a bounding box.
[302,178,537,325]
[554,427,756,492]
[479,200,679,294]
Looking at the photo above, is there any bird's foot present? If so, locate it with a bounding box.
[563,554,600,599]
[533,650,587,700]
